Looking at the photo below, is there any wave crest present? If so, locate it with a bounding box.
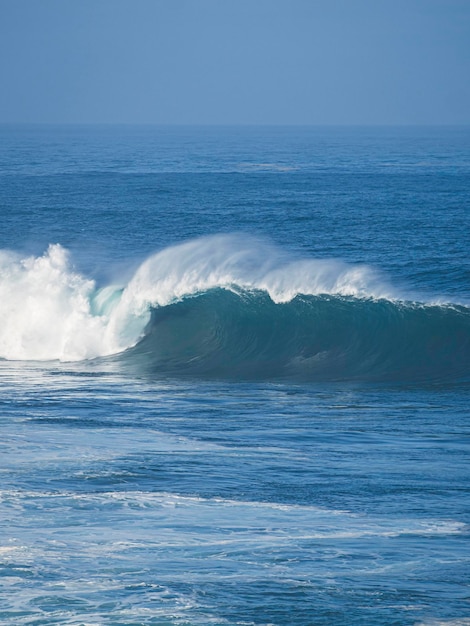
[0,235,469,382]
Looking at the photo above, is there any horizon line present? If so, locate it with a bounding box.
[1,122,469,128]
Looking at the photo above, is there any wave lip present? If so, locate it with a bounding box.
[117,233,396,308]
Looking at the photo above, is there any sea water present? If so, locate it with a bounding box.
[0,125,469,625]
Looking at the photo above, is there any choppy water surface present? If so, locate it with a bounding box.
[0,125,469,625]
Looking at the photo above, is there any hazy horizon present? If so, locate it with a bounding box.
[1,122,470,129]
[1,0,469,126]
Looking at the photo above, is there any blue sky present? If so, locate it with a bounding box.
[0,0,469,124]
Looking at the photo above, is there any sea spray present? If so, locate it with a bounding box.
[118,233,396,307]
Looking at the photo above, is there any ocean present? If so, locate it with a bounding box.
[0,125,469,625]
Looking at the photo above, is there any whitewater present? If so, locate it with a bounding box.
[0,125,469,626]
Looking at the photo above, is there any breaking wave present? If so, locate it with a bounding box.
[0,235,469,382]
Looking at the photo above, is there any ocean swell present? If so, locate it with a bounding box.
[126,290,470,382]
[0,235,469,382]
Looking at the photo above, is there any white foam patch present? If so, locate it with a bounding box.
[0,245,122,361]
[0,546,21,554]
[1,488,465,543]
[2,486,466,624]
[416,617,470,626]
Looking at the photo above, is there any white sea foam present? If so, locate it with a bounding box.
[0,234,411,361]
[416,617,470,626]
[0,244,119,361]
[1,488,464,540]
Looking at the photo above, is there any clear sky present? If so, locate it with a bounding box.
[0,0,469,125]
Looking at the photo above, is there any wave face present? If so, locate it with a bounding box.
[128,290,470,382]
[1,235,469,382]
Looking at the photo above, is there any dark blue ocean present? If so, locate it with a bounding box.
[0,125,469,625]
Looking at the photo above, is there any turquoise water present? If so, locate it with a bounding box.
[0,125,469,625]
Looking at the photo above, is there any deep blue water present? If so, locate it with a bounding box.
[0,125,469,625]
